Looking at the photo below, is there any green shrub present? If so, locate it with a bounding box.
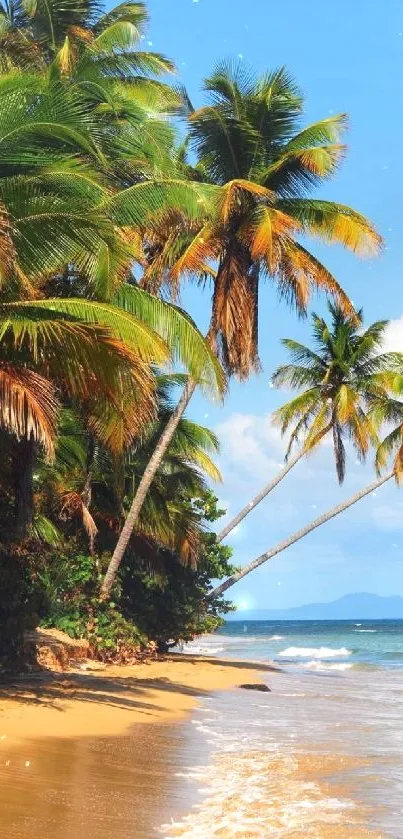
[121,492,236,651]
[37,548,148,661]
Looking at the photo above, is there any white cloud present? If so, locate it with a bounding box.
[382,316,403,353]
[215,412,286,480]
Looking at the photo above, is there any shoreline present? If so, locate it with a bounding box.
[0,655,275,745]
[0,655,276,839]
[0,654,394,838]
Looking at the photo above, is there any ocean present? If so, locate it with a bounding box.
[161,620,403,838]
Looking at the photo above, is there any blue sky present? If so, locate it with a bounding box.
[143,0,403,609]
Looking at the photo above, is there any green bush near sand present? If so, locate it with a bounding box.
[0,493,234,667]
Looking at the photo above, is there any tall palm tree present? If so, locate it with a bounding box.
[172,63,381,377]
[101,64,382,597]
[217,305,403,543]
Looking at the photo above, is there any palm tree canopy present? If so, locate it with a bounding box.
[0,296,172,455]
[0,0,174,82]
[272,303,403,482]
[369,386,403,482]
[170,64,382,379]
[34,376,221,565]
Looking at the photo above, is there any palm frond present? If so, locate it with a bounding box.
[278,199,382,256]
[114,284,225,397]
[0,363,58,455]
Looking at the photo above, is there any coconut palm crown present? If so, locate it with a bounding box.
[272,303,403,483]
[169,63,381,379]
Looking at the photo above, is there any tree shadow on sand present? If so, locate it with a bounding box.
[0,657,278,713]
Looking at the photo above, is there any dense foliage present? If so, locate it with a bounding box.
[1,0,398,671]
[0,493,234,667]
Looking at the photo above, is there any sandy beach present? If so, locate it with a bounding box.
[0,656,272,839]
[0,654,393,838]
[0,655,270,741]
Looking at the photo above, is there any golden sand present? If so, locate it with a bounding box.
[0,658,389,838]
[0,655,271,744]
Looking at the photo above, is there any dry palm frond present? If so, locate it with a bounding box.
[0,364,59,457]
[211,243,259,379]
[60,490,98,554]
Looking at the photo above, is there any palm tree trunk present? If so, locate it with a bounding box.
[217,447,306,543]
[100,378,197,600]
[208,470,393,600]
[216,423,333,544]
[13,437,36,540]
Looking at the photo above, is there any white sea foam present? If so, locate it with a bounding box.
[304,661,354,672]
[277,646,352,659]
[160,748,356,837]
[177,642,225,656]
[354,629,377,633]
[269,634,283,640]
[281,692,307,697]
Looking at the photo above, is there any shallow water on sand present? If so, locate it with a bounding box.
[0,722,205,839]
[160,672,403,838]
[165,622,403,838]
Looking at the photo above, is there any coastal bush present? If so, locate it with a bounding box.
[0,485,234,668]
[121,492,236,650]
[28,493,235,661]
[36,548,149,662]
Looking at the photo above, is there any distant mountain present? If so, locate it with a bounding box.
[227,593,403,621]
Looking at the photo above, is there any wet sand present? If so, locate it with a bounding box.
[0,656,272,838]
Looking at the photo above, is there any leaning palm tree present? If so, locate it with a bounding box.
[208,370,403,600]
[207,468,395,600]
[101,63,382,598]
[217,304,403,543]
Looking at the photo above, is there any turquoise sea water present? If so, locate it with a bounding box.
[217,618,403,670]
[162,621,403,837]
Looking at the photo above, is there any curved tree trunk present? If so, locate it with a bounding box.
[217,447,305,544]
[100,378,197,600]
[216,423,333,544]
[13,437,36,541]
[208,470,393,600]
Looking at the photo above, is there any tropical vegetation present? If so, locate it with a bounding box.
[0,0,400,669]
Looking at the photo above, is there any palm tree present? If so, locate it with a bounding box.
[217,305,403,543]
[209,367,403,601]
[34,376,221,566]
[0,0,183,174]
[0,70,224,384]
[0,71,219,299]
[0,296,175,537]
[172,63,381,377]
[120,374,221,566]
[0,0,174,84]
[101,63,382,597]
